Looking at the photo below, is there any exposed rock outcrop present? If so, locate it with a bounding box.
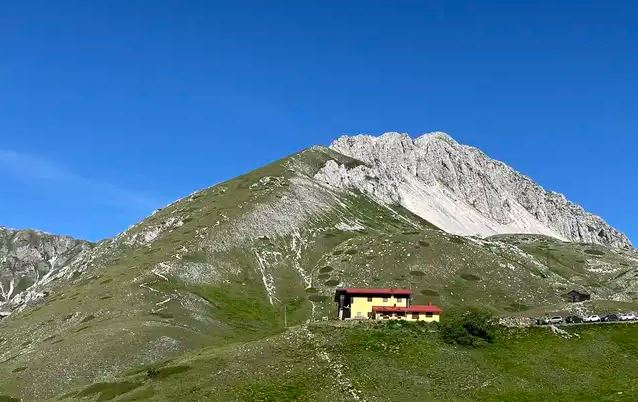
[0,227,92,310]
[315,132,631,248]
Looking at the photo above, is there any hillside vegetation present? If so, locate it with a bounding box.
[56,322,638,401]
[0,146,637,400]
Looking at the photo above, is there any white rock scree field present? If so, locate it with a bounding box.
[317,132,630,248]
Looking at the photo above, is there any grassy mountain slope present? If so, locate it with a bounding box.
[0,146,636,400]
[59,322,638,401]
[0,147,432,399]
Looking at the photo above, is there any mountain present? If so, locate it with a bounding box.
[316,132,631,248]
[0,135,636,400]
[0,227,92,312]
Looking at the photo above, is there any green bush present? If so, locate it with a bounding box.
[439,307,496,347]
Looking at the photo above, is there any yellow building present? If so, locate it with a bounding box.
[334,288,442,321]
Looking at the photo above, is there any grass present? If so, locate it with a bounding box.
[1,148,637,400]
[52,322,638,401]
[74,381,143,401]
[321,322,638,401]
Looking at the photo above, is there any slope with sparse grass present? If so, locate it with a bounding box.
[55,321,638,401]
[0,146,637,400]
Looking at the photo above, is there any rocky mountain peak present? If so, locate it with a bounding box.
[317,132,632,249]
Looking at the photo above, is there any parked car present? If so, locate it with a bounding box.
[548,316,563,324]
[619,313,636,321]
[565,315,583,324]
[602,314,619,322]
[536,317,549,325]
[583,315,601,323]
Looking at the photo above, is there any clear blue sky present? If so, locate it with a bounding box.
[1,1,636,243]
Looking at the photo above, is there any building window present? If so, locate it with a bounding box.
[412,313,419,320]
[383,297,388,302]
[367,297,372,302]
[426,312,433,317]
[356,311,363,318]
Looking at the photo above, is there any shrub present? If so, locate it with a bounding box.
[460,273,482,281]
[439,307,496,347]
[420,289,439,296]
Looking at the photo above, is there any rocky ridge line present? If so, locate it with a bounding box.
[314,132,631,249]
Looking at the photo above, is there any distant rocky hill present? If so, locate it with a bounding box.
[0,227,92,312]
[316,132,631,249]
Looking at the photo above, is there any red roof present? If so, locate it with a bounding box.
[372,304,443,314]
[335,288,412,296]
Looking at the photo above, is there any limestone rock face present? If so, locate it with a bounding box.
[0,227,92,309]
[315,132,632,248]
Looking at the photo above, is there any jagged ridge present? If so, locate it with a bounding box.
[315,132,632,249]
